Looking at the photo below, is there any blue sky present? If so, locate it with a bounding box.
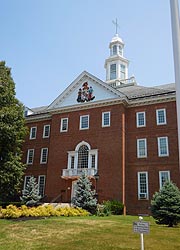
[0,0,177,108]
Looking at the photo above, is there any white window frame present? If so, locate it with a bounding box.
[137,138,147,158]
[157,136,169,157]
[102,111,111,127]
[23,176,31,190]
[80,115,89,130]
[156,109,167,125]
[38,175,46,197]
[30,127,37,139]
[40,148,48,164]
[26,149,34,165]
[159,171,170,189]
[60,118,68,132]
[67,142,98,170]
[138,172,149,200]
[43,124,50,138]
[136,112,146,128]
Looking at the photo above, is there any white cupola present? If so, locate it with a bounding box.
[104,33,129,86]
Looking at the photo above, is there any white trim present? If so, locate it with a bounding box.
[102,111,111,127]
[136,111,146,128]
[159,171,170,189]
[40,148,48,164]
[29,127,37,139]
[60,118,68,132]
[137,138,147,158]
[156,108,167,125]
[38,175,46,196]
[157,136,169,157]
[43,124,50,138]
[137,172,149,200]
[26,149,34,165]
[79,115,89,130]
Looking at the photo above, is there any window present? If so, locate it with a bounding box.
[30,127,37,139]
[156,109,167,125]
[23,176,31,190]
[26,149,34,164]
[60,118,68,132]
[78,145,89,168]
[137,138,147,158]
[102,112,111,127]
[120,64,126,79]
[110,64,116,80]
[158,137,169,157]
[159,171,170,189]
[138,172,149,200]
[40,148,48,164]
[67,142,98,171]
[38,175,46,197]
[112,45,117,55]
[136,112,146,127]
[80,115,89,130]
[118,45,122,55]
[43,125,50,138]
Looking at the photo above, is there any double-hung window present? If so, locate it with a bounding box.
[23,176,31,190]
[40,148,48,164]
[138,172,149,199]
[43,125,50,138]
[60,118,68,132]
[26,149,34,165]
[102,112,111,127]
[80,115,89,130]
[136,112,146,127]
[137,138,147,158]
[30,127,37,139]
[159,171,170,189]
[156,109,167,125]
[38,175,46,197]
[158,137,169,157]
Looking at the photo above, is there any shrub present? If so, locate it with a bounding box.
[151,181,180,227]
[96,204,111,216]
[103,200,124,215]
[0,204,89,219]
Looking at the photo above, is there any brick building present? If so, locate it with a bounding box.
[22,33,180,215]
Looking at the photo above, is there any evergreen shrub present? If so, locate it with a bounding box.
[103,200,124,215]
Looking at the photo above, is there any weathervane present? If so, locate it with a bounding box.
[112,18,120,35]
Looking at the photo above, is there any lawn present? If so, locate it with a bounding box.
[0,215,180,250]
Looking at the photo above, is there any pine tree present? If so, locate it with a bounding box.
[72,172,97,214]
[0,61,27,201]
[21,176,41,206]
[151,181,180,227]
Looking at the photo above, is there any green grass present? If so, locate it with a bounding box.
[0,216,180,250]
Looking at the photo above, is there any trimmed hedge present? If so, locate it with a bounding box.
[0,204,89,219]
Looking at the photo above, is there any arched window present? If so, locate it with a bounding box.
[78,145,89,168]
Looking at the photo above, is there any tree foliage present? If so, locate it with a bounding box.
[0,61,27,201]
[72,172,97,214]
[21,176,41,206]
[151,181,180,227]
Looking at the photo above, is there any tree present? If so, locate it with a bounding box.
[21,176,41,206]
[72,172,97,214]
[151,181,180,227]
[0,61,27,201]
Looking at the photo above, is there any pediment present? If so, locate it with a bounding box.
[48,71,125,110]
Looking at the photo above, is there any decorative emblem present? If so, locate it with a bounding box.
[77,82,95,103]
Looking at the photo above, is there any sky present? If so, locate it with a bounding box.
[0,0,178,108]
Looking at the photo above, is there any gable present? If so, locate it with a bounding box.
[48,71,124,110]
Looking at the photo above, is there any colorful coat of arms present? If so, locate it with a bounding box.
[77,82,95,103]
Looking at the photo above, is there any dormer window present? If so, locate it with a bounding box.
[110,64,116,80]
